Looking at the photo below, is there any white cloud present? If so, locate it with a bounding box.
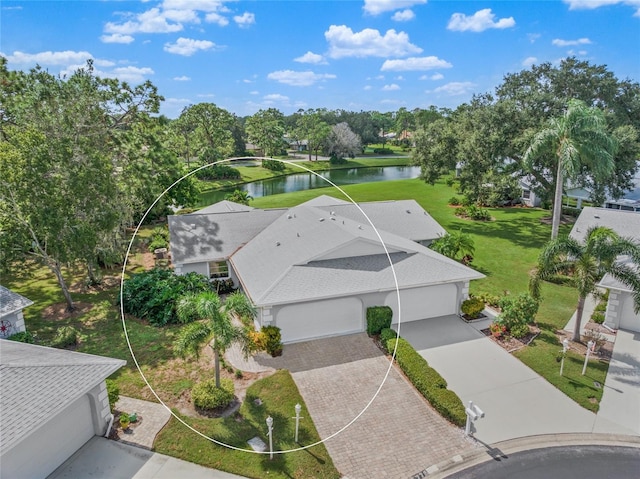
[527,33,541,43]
[563,0,640,15]
[392,9,416,21]
[522,56,538,67]
[447,9,515,32]
[164,37,215,56]
[420,73,444,80]
[325,25,422,58]
[394,75,404,80]
[164,97,191,103]
[58,64,154,83]
[363,0,427,15]
[267,70,337,86]
[197,93,216,98]
[249,90,259,95]
[382,83,400,91]
[105,8,184,34]
[100,33,135,44]
[2,5,23,9]
[234,12,255,27]
[205,12,229,26]
[161,0,224,12]
[433,81,476,96]
[5,50,94,65]
[364,85,373,90]
[294,51,327,64]
[173,75,191,81]
[381,56,452,71]
[552,37,592,46]
[263,93,289,102]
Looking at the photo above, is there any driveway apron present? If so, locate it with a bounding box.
[255,333,476,479]
[399,316,596,445]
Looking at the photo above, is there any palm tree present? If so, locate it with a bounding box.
[529,226,640,342]
[224,189,253,206]
[431,230,475,261]
[173,290,256,388]
[524,99,617,239]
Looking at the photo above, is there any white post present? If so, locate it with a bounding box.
[560,338,569,376]
[293,403,303,443]
[582,340,595,375]
[464,400,473,436]
[266,416,274,460]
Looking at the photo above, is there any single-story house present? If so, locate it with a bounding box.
[570,206,640,333]
[0,341,125,479]
[169,196,484,343]
[0,285,33,339]
[519,178,542,207]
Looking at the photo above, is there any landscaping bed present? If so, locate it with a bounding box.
[481,324,541,353]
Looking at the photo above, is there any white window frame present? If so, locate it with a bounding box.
[208,261,229,279]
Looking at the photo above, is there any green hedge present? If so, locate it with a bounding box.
[192,378,235,410]
[366,306,393,335]
[386,338,465,427]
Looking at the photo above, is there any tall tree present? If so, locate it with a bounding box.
[294,109,331,161]
[174,291,255,388]
[245,108,286,157]
[530,227,640,341]
[326,122,362,160]
[178,103,235,161]
[524,99,617,239]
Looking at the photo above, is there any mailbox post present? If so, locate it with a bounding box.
[560,338,569,376]
[464,401,485,437]
[582,340,595,375]
[266,416,274,460]
[292,403,303,443]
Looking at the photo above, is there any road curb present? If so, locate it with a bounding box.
[420,433,640,478]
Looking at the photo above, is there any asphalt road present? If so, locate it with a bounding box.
[446,445,640,479]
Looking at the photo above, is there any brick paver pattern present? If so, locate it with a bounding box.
[255,333,476,479]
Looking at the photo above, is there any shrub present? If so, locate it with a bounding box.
[594,301,607,312]
[50,325,79,348]
[7,331,36,343]
[366,306,393,335]
[448,196,460,206]
[490,322,507,338]
[467,205,492,221]
[262,325,282,357]
[461,298,485,319]
[212,278,235,295]
[195,164,241,180]
[561,206,581,218]
[509,323,530,339]
[427,388,466,427]
[472,292,501,309]
[373,147,393,154]
[329,154,347,165]
[379,328,398,344]
[591,311,605,324]
[497,293,539,329]
[262,159,285,171]
[106,379,119,410]
[192,378,235,410]
[445,177,456,187]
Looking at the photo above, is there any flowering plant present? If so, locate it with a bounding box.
[490,322,507,339]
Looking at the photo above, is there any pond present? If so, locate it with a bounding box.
[197,165,421,206]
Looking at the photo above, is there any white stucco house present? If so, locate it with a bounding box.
[570,206,640,333]
[169,196,484,343]
[0,285,33,339]
[0,341,125,479]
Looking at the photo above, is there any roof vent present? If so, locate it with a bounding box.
[358,225,363,230]
[297,232,300,237]
[319,218,325,222]
[275,241,281,246]
[406,210,411,214]
[330,217,336,221]
[330,211,335,216]
[287,214,292,219]
[594,215,600,219]
[190,224,196,229]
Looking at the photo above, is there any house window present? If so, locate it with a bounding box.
[522,189,531,200]
[209,261,229,279]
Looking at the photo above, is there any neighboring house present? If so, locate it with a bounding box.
[0,342,125,479]
[570,206,640,333]
[519,178,542,207]
[169,195,484,343]
[603,198,640,212]
[564,186,594,209]
[245,143,265,157]
[0,285,33,339]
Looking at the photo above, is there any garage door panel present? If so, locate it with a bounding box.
[619,294,640,332]
[1,395,95,479]
[277,297,362,343]
[386,284,457,324]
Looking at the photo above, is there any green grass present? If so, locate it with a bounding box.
[154,370,339,479]
[251,178,608,411]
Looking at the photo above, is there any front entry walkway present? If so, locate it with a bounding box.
[400,316,596,445]
[254,333,476,478]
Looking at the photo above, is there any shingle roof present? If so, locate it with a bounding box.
[570,207,640,243]
[0,341,125,453]
[0,285,34,318]
[301,194,350,207]
[195,200,254,214]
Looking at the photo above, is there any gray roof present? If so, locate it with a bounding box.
[0,285,34,318]
[0,341,125,453]
[169,209,284,264]
[195,200,254,214]
[230,203,482,306]
[570,207,640,243]
[301,194,350,207]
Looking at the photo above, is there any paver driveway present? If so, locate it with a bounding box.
[399,316,596,445]
[255,333,476,479]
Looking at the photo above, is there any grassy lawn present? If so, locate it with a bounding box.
[251,178,608,412]
[155,370,339,479]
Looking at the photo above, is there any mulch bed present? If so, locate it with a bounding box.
[481,324,541,353]
[556,329,613,362]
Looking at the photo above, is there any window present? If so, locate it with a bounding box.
[209,261,229,279]
[522,189,531,200]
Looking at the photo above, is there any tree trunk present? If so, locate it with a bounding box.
[551,164,564,239]
[86,261,101,286]
[213,338,221,388]
[573,295,586,342]
[50,260,75,312]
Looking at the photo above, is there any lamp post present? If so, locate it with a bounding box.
[560,338,569,376]
[266,416,274,460]
[293,403,303,443]
[582,340,595,375]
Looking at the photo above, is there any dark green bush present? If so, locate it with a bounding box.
[195,164,241,180]
[192,378,234,410]
[448,196,460,206]
[591,312,605,324]
[212,278,235,295]
[509,323,530,339]
[461,298,485,319]
[120,269,213,326]
[594,301,607,312]
[262,159,285,171]
[262,325,282,357]
[50,325,79,348]
[379,327,399,347]
[445,177,456,187]
[427,388,466,427]
[561,206,581,218]
[472,292,501,309]
[106,379,119,410]
[497,293,539,329]
[373,147,393,154]
[366,306,393,335]
[7,331,36,343]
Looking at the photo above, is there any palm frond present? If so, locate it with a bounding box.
[173,321,212,359]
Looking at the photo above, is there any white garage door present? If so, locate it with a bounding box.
[619,294,640,332]
[1,394,95,479]
[385,284,458,324]
[276,297,363,343]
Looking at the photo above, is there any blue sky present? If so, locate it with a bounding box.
[2,0,639,118]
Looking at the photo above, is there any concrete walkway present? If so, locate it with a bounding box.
[400,315,596,444]
[48,436,247,479]
[593,329,640,436]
